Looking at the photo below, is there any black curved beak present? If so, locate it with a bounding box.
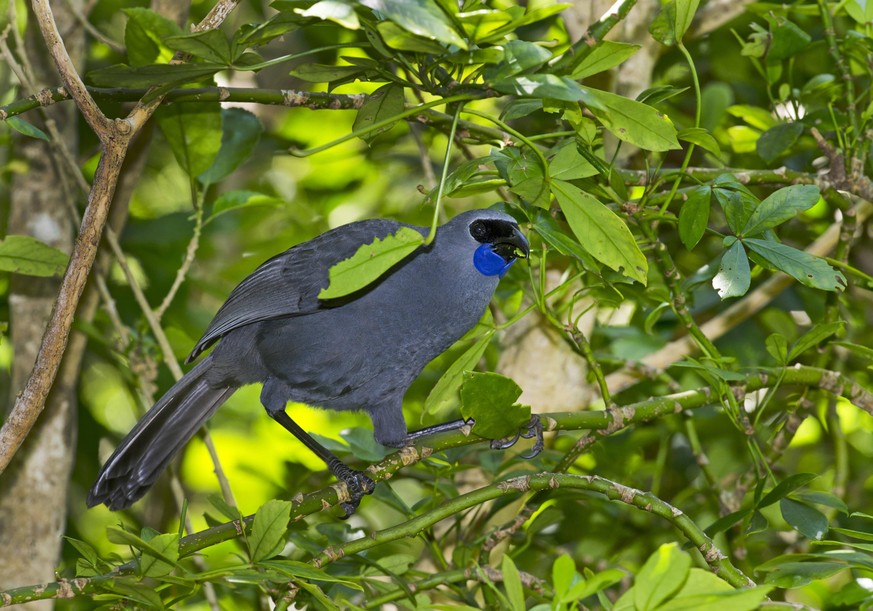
[493,225,529,262]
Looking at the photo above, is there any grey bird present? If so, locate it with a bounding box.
[87,208,532,515]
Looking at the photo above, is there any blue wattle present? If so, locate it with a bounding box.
[474,243,515,278]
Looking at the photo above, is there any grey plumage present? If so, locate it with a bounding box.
[88,209,528,511]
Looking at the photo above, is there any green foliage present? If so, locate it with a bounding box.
[0,235,69,277]
[6,0,873,609]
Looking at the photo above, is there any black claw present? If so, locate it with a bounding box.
[329,460,375,518]
[489,415,544,459]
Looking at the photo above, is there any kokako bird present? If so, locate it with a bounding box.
[88,208,533,515]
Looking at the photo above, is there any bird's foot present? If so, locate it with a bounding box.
[330,461,376,518]
[489,414,544,459]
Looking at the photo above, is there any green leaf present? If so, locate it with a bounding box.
[493,74,599,104]
[139,533,180,577]
[548,142,598,180]
[780,498,828,540]
[165,29,232,64]
[377,21,447,53]
[788,320,844,360]
[319,227,424,299]
[501,554,525,611]
[156,102,223,178]
[491,147,549,208]
[353,83,405,142]
[741,184,820,237]
[207,494,244,521]
[6,116,49,141]
[757,122,804,163]
[551,554,576,599]
[847,0,873,24]
[207,190,284,223]
[661,570,771,611]
[290,63,364,83]
[361,0,467,49]
[531,209,600,268]
[712,239,750,299]
[123,7,181,66]
[763,14,811,62]
[743,239,846,292]
[634,543,691,610]
[249,499,293,563]
[832,341,873,362]
[794,491,849,514]
[765,333,789,364]
[677,127,721,157]
[87,62,223,89]
[569,41,640,79]
[484,40,552,81]
[260,559,364,589]
[0,235,69,277]
[704,508,753,537]
[459,372,530,440]
[759,473,818,508]
[580,87,681,152]
[673,0,701,42]
[199,108,264,185]
[678,186,711,249]
[564,569,625,603]
[106,527,183,575]
[552,179,648,284]
[760,560,845,588]
[424,331,494,418]
[714,187,758,235]
[298,0,361,29]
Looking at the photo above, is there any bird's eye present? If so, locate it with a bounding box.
[469,220,489,242]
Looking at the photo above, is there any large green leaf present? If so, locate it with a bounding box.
[570,41,640,79]
[678,186,711,249]
[6,116,49,141]
[757,122,803,163]
[580,87,681,152]
[459,371,530,440]
[712,239,750,299]
[199,108,264,185]
[353,83,405,142]
[156,102,223,179]
[138,533,180,578]
[552,179,648,284]
[123,7,181,66]
[249,500,293,563]
[634,543,691,610]
[493,74,600,105]
[0,235,69,277]
[164,29,232,65]
[319,227,424,299]
[744,238,846,291]
[87,62,223,89]
[673,0,701,42]
[424,331,494,418]
[361,0,467,49]
[484,40,552,81]
[780,498,828,540]
[741,184,820,237]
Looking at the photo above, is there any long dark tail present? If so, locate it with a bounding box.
[87,355,235,510]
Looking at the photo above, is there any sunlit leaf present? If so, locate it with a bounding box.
[0,235,68,277]
[319,227,424,299]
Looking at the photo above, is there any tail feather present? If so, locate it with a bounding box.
[87,356,235,510]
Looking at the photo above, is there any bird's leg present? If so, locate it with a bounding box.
[265,407,375,517]
[405,414,544,459]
